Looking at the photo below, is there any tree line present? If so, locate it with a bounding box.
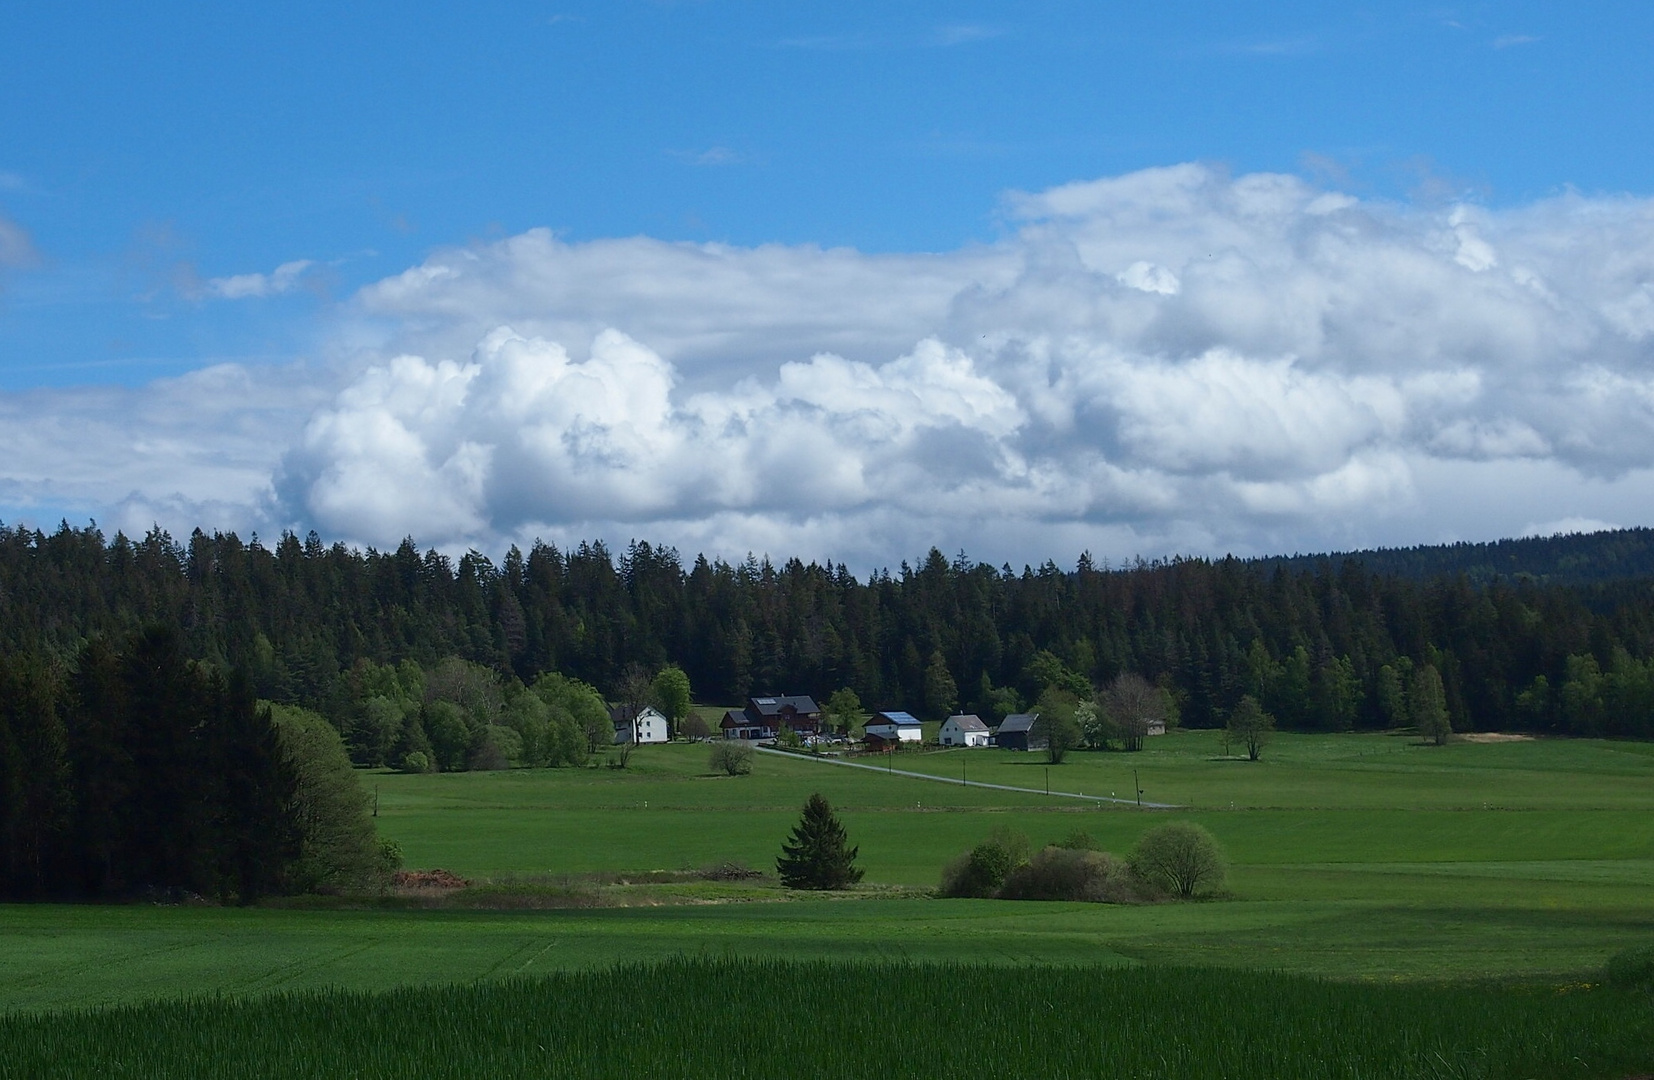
[0,626,389,902]
[5,522,1654,743]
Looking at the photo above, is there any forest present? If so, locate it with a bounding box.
[3,522,1654,750]
[0,626,391,901]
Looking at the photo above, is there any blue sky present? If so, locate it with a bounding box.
[2,3,1653,566]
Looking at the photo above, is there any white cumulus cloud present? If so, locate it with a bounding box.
[10,163,1654,566]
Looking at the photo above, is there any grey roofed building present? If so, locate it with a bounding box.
[720,694,823,738]
[993,712,1045,751]
[939,713,990,747]
[746,695,821,718]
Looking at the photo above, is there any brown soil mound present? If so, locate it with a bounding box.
[392,869,469,889]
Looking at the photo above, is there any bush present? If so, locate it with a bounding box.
[398,750,430,774]
[937,828,1031,898]
[1129,822,1226,898]
[1057,831,1098,851]
[709,740,754,776]
[1605,945,1654,992]
[377,838,404,874]
[998,846,1142,903]
[939,843,1015,898]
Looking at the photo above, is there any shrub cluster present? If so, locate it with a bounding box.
[938,822,1227,903]
[999,847,1143,903]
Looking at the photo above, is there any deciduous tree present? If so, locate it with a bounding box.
[1129,822,1226,898]
[1102,673,1169,752]
[650,665,692,738]
[1031,688,1081,764]
[1225,695,1274,761]
[1411,663,1452,745]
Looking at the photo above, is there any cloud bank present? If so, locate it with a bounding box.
[9,163,1654,566]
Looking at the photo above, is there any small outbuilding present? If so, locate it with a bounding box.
[939,714,990,747]
[993,712,1045,752]
[864,710,923,744]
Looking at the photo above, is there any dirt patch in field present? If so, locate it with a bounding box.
[392,869,470,889]
[1457,732,1535,743]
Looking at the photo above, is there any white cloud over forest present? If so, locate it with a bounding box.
[8,163,1654,567]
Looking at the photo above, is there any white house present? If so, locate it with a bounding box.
[939,714,990,747]
[611,705,670,744]
[864,710,923,744]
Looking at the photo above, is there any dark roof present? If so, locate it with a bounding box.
[609,705,662,725]
[721,709,758,727]
[870,711,922,727]
[945,714,989,732]
[996,713,1039,734]
[747,695,820,717]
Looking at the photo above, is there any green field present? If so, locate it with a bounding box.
[5,960,1652,1080]
[3,731,1653,1016]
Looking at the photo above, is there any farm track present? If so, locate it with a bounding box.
[755,747,1181,808]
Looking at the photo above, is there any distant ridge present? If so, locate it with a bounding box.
[1251,527,1654,586]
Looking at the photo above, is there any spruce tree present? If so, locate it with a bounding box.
[776,793,863,890]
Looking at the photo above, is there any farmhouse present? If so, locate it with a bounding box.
[610,705,669,744]
[993,712,1045,752]
[720,695,823,740]
[864,711,923,744]
[939,713,990,747]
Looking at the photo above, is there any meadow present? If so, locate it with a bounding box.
[2,731,1652,1009]
[2,730,1652,1077]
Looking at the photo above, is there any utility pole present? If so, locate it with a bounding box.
[1045,767,1050,796]
[373,785,379,818]
[1134,769,1142,807]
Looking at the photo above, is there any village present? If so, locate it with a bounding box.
[608,694,1167,752]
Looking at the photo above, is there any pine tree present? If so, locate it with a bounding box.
[776,793,863,890]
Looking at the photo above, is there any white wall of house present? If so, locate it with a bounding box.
[940,718,990,747]
[615,706,671,744]
[866,721,923,743]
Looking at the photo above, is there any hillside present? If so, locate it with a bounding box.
[1253,527,1654,585]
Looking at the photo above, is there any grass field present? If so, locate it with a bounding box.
[2,731,1652,1015]
[4,960,1652,1079]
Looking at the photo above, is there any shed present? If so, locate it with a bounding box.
[993,712,1045,752]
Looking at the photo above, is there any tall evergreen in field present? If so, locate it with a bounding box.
[776,794,863,891]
